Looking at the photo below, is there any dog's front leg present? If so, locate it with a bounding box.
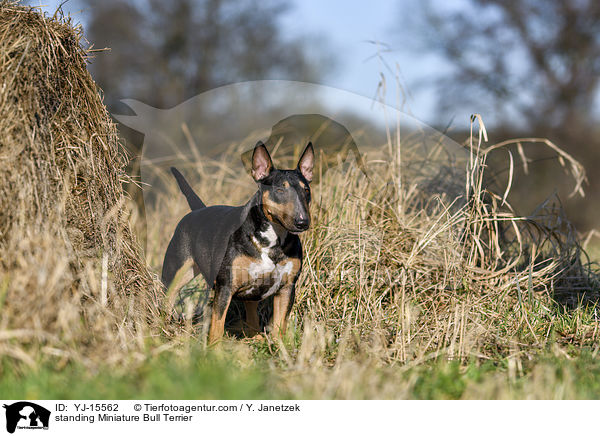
[208,285,233,345]
[271,284,295,338]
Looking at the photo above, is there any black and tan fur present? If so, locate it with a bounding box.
[162,142,314,344]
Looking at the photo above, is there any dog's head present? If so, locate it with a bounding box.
[251,141,313,233]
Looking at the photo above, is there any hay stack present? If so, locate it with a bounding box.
[0,2,159,366]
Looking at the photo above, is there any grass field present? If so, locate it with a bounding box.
[6,132,600,400]
[5,340,600,400]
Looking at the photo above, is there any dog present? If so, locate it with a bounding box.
[162,141,314,344]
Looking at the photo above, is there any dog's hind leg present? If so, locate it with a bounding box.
[161,229,192,288]
[161,231,197,318]
[163,258,195,316]
[208,285,233,345]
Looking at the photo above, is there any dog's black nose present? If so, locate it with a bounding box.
[294,217,309,230]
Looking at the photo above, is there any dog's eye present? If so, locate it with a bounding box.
[275,187,285,194]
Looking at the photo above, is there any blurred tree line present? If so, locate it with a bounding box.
[417,0,600,231]
[81,0,327,111]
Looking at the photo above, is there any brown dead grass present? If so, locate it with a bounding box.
[0,1,161,367]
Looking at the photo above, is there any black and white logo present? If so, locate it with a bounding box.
[2,402,50,434]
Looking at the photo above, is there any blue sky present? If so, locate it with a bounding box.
[31,0,467,128]
[278,0,462,125]
[280,2,434,110]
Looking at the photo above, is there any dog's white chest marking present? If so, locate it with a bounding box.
[246,250,293,298]
[245,225,293,298]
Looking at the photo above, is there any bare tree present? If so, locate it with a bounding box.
[420,0,600,131]
[82,0,331,110]
[416,0,600,230]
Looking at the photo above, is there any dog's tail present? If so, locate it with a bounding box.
[170,167,206,210]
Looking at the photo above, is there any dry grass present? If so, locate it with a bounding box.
[1,2,599,399]
[142,107,600,395]
[0,1,161,367]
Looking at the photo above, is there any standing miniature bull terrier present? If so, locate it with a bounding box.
[162,142,314,344]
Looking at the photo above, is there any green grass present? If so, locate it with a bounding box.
[4,343,600,400]
[0,347,282,400]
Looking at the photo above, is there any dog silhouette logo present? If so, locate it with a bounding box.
[2,402,50,433]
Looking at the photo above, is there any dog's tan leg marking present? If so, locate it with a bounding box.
[271,257,301,337]
[244,301,261,335]
[272,285,293,338]
[208,293,232,345]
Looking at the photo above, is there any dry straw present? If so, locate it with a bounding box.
[0,1,161,368]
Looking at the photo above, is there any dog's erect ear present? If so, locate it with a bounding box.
[297,142,314,183]
[252,141,273,181]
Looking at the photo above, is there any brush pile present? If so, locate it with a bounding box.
[0,2,159,367]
